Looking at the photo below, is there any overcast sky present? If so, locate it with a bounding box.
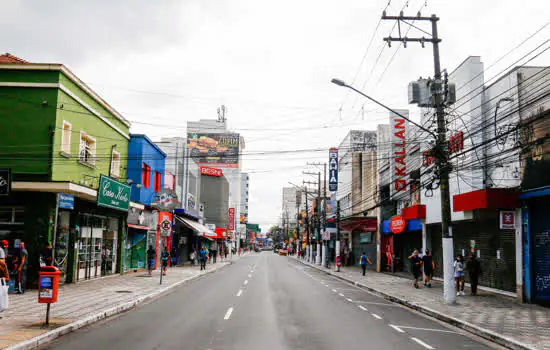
[2,0,548,230]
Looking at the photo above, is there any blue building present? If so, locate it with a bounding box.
[125,134,167,271]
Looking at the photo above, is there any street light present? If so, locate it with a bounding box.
[331,78,437,138]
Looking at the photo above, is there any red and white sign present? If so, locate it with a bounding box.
[158,212,172,237]
[200,166,223,177]
[391,111,409,195]
[499,210,516,230]
[390,216,406,234]
[228,208,235,230]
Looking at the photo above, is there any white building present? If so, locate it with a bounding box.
[240,172,250,224]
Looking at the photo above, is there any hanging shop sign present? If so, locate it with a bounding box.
[390,216,406,234]
[329,148,338,192]
[499,210,516,230]
[200,166,223,177]
[0,168,11,196]
[390,111,409,197]
[159,212,172,237]
[97,175,131,212]
[153,188,179,211]
[58,193,74,210]
[228,208,235,230]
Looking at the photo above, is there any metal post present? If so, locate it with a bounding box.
[335,200,341,272]
[316,172,322,265]
[304,187,310,262]
[52,193,60,264]
[45,303,51,326]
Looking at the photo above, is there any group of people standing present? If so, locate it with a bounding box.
[408,249,482,296]
[0,240,28,294]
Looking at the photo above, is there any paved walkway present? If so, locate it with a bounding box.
[294,257,550,350]
[0,258,235,349]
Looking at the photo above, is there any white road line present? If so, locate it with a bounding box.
[236,290,243,297]
[411,337,434,349]
[389,324,405,333]
[358,305,368,311]
[371,313,382,320]
[338,293,345,297]
[332,289,338,293]
[224,307,234,320]
[346,298,353,302]
[395,325,456,334]
[244,280,248,285]
[248,274,252,278]
[351,301,399,307]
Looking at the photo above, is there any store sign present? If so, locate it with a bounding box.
[154,188,179,211]
[390,216,406,234]
[97,175,131,212]
[200,166,223,177]
[499,210,516,230]
[391,111,409,196]
[228,208,235,230]
[0,168,11,196]
[58,193,74,210]
[329,148,338,192]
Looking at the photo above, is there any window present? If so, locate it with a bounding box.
[142,163,151,188]
[110,150,121,177]
[154,171,161,192]
[61,121,71,154]
[79,132,96,165]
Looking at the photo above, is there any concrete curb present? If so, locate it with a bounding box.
[293,258,537,350]
[6,264,229,350]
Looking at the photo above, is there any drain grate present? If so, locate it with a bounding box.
[114,290,133,293]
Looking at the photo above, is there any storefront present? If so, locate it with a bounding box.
[380,217,423,274]
[174,215,217,257]
[340,218,377,267]
[125,208,152,272]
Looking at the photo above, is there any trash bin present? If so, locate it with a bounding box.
[38,266,61,304]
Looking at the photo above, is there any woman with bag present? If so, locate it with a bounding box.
[0,258,9,316]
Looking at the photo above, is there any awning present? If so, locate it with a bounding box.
[340,218,377,232]
[401,204,426,220]
[176,216,217,240]
[453,188,519,212]
[128,223,149,230]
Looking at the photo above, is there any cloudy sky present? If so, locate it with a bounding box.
[2,0,548,230]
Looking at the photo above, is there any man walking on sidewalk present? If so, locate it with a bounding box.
[147,245,156,277]
[466,254,482,295]
[360,252,373,276]
[16,242,28,294]
[408,249,423,289]
[422,249,435,287]
[199,246,208,271]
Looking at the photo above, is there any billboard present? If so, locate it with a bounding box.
[329,148,338,192]
[187,133,239,168]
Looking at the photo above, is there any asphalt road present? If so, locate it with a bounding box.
[43,252,502,350]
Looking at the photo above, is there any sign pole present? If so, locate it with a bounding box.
[52,193,60,264]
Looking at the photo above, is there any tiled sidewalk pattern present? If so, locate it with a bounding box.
[296,258,550,350]
[0,261,231,349]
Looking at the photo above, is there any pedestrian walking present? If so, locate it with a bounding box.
[454,254,466,296]
[0,258,9,317]
[0,240,7,261]
[190,249,197,265]
[171,247,177,267]
[161,247,170,276]
[422,249,435,287]
[15,242,28,294]
[408,249,423,289]
[466,253,482,295]
[360,252,373,276]
[199,246,208,271]
[147,245,156,277]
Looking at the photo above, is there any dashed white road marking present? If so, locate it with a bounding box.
[236,290,243,297]
[224,307,234,320]
[338,293,345,297]
[411,337,434,349]
[332,289,338,293]
[351,301,399,307]
[358,305,368,311]
[371,313,382,320]
[346,298,353,302]
[244,280,249,285]
[248,274,252,278]
[389,324,405,333]
[395,325,456,334]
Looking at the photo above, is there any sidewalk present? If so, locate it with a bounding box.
[294,257,550,350]
[0,258,237,350]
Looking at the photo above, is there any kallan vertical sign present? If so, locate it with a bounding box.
[391,110,409,198]
[329,148,338,192]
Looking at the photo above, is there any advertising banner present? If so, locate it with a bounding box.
[228,208,235,230]
[329,148,338,192]
[390,110,409,198]
[187,133,240,168]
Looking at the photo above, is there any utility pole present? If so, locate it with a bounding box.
[382,12,455,304]
[304,177,319,264]
[304,186,310,262]
[308,162,328,267]
[296,189,301,257]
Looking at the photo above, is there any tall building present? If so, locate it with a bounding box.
[240,173,250,224]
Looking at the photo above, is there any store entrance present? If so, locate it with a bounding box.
[77,214,118,281]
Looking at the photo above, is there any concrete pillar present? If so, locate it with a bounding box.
[317,242,322,265]
[515,207,523,300]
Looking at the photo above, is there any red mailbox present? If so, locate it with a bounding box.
[38,266,60,304]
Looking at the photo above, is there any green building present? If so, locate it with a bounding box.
[0,54,141,285]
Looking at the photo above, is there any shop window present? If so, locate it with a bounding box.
[110,150,121,178]
[0,207,24,224]
[61,120,72,154]
[142,163,151,188]
[79,132,96,166]
[154,171,161,192]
